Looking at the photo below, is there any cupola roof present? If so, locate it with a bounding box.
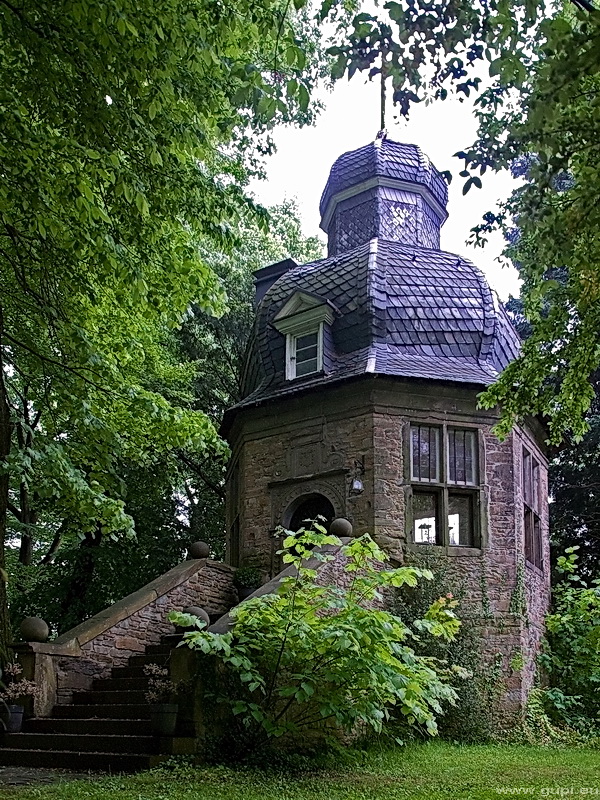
[223,137,520,427]
[320,136,448,226]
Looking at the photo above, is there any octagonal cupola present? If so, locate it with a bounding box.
[319,133,449,256]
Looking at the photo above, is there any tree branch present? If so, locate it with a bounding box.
[41,521,67,565]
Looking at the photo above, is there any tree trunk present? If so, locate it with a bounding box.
[18,481,35,566]
[57,527,102,634]
[0,370,13,664]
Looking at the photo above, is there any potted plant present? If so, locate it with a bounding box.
[0,663,41,732]
[233,566,263,600]
[143,663,179,736]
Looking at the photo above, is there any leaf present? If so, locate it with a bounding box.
[135,192,149,216]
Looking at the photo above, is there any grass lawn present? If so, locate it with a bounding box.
[3,742,600,799]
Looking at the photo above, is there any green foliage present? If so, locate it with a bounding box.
[171,521,463,751]
[7,462,192,634]
[233,567,263,591]
[541,547,600,727]
[469,12,600,442]
[520,687,594,747]
[392,552,505,743]
[5,743,600,799]
[0,0,324,656]
[548,373,600,578]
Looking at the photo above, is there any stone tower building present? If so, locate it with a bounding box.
[222,135,550,707]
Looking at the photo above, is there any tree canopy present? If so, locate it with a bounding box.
[0,0,323,657]
[6,199,323,635]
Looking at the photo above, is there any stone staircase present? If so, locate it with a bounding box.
[0,637,179,772]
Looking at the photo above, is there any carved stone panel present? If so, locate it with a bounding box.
[286,435,346,479]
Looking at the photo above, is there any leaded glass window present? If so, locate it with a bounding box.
[448,493,474,547]
[413,492,439,544]
[411,425,440,483]
[409,424,481,549]
[448,428,477,486]
[523,447,543,569]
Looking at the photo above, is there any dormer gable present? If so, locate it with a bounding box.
[272,292,337,380]
[272,291,336,335]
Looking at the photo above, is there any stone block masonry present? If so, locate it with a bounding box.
[225,376,551,715]
[14,558,237,714]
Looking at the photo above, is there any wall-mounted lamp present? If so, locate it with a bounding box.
[350,457,365,495]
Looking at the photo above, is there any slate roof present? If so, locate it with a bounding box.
[233,238,521,412]
[319,138,448,226]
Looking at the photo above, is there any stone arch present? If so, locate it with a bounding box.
[284,493,336,533]
[272,475,346,533]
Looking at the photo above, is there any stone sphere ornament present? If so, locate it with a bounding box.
[20,616,49,643]
[183,606,210,627]
[329,518,353,538]
[187,541,210,559]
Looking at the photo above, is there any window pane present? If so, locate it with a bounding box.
[525,510,543,569]
[296,343,318,359]
[524,507,534,564]
[448,493,474,546]
[534,516,543,569]
[410,426,439,482]
[296,357,318,376]
[413,492,438,544]
[532,460,540,514]
[294,331,319,377]
[523,449,532,507]
[448,429,477,485]
[296,332,318,350]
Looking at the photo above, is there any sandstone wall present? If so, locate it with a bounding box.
[226,377,551,712]
[17,559,237,712]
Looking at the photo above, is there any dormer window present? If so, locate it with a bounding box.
[272,292,336,381]
[293,330,320,377]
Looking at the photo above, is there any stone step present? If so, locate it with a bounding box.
[53,703,150,720]
[72,690,147,706]
[160,633,185,647]
[0,747,153,772]
[143,644,172,655]
[111,665,148,679]
[4,732,159,754]
[128,654,170,667]
[92,676,149,692]
[25,717,151,736]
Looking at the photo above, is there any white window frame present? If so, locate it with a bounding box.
[287,325,323,380]
[272,292,335,381]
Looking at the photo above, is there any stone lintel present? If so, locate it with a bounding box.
[268,468,349,489]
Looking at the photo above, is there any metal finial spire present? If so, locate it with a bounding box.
[380,45,387,132]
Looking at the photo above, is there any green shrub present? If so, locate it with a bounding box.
[170,521,465,752]
[539,547,600,734]
[233,566,263,591]
[391,551,505,743]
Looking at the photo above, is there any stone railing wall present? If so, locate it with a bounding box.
[14,558,237,715]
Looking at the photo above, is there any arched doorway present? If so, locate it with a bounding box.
[285,493,335,533]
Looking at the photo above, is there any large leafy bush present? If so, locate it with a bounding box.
[171,522,464,750]
[540,547,600,729]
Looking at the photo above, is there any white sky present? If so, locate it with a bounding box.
[250,75,521,301]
